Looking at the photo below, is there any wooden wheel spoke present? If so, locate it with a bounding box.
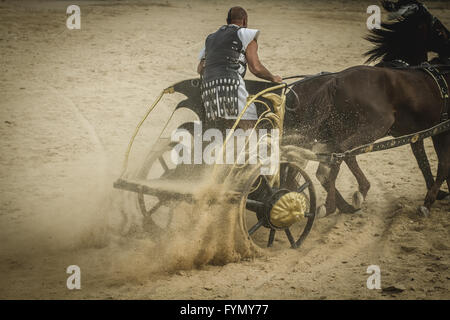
[261,175,274,196]
[248,219,265,235]
[246,199,265,212]
[267,229,276,247]
[304,212,314,218]
[279,163,289,185]
[145,200,164,216]
[280,164,300,190]
[158,156,169,172]
[286,173,299,190]
[285,228,297,248]
[297,181,310,193]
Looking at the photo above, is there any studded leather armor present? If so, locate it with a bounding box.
[201,25,246,120]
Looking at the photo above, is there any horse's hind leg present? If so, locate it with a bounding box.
[316,163,359,215]
[316,162,341,217]
[423,133,450,211]
[344,156,370,209]
[423,163,447,211]
[327,114,394,214]
[411,140,434,189]
[411,139,449,200]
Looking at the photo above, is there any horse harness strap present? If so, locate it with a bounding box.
[421,63,449,121]
[317,119,450,165]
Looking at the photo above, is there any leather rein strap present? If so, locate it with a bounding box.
[421,63,449,121]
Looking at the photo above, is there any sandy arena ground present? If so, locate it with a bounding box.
[0,0,449,299]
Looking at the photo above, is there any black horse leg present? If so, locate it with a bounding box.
[324,162,342,215]
[344,156,371,210]
[316,163,358,214]
[424,163,447,209]
[344,156,371,197]
[411,140,434,189]
[424,134,450,209]
[411,140,449,200]
[333,114,394,213]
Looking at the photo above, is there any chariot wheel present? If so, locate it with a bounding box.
[135,122,200,234]
[238,161,316,249]
[136,139,180,233]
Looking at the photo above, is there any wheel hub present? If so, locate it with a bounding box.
[269,191,307,228]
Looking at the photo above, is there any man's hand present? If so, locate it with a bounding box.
[271,75,283,83]
[197,59,205,75]
[246,40,281,83]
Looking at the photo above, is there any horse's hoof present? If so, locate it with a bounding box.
[418,206,430,218]
[437,190,449,201]
[316,205,327,219]
[352,191,364,210]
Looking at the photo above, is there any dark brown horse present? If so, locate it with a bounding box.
[366,0,450,201]
[284,0,450,216]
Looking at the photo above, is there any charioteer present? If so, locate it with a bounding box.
[197,6,282,130]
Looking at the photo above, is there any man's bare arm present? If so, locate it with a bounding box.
[197,59,205,75]
[246,40,282,83]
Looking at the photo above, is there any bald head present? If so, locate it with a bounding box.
[227,6,248,27]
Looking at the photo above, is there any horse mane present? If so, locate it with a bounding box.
[364,16,428,64]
